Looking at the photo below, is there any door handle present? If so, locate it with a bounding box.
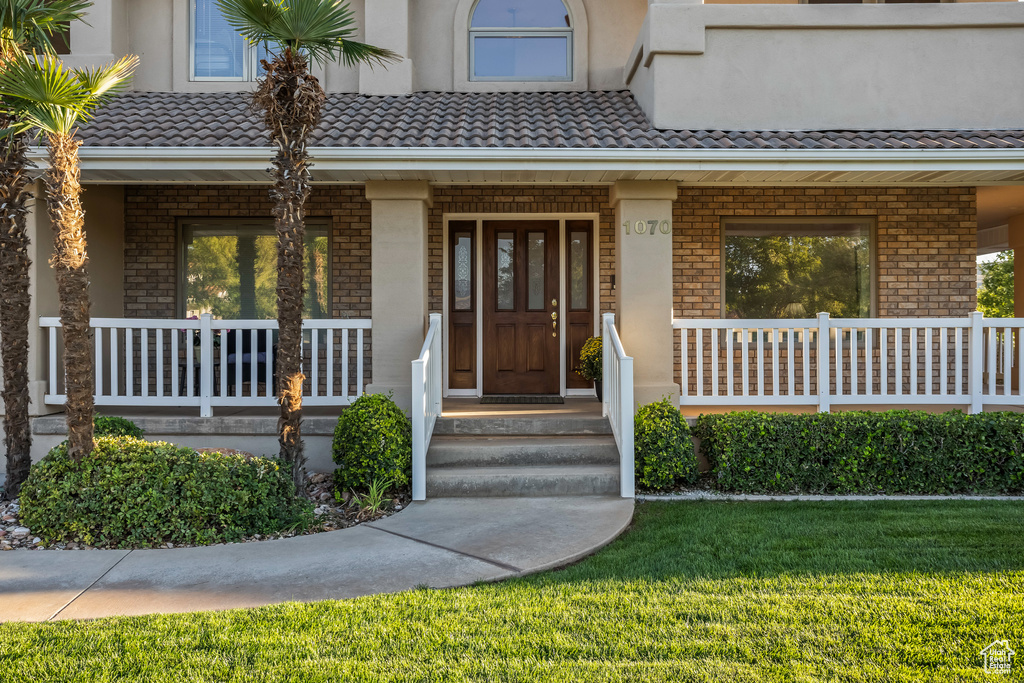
[551,311,558,337]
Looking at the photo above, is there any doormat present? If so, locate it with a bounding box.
[480,396,565,404]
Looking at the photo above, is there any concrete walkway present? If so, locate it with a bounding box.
[0,496,633,623]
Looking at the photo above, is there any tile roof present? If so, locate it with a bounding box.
[80,90,1024,150]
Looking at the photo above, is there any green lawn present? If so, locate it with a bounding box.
[3,501,1023,682]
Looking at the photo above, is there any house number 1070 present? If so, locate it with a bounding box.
[623,220,671,235]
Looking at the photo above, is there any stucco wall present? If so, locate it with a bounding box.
[629,3,1024,130]
[82,186,126,319]
[74,0,645,93]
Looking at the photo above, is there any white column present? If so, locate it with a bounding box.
[365,181,432,410]
[359,0,414,95]
[27,182,61,416]
[610,180,680,408]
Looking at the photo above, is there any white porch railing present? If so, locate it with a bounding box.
[411,313,443,502]
[674,312,1023,413]
[41,314,371,417]
[602,313,635,499]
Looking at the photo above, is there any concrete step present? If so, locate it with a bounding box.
[426,465,620,497]
[427,435,618,468]
[433,415,612,437]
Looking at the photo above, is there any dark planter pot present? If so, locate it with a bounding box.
[594,380,603,402]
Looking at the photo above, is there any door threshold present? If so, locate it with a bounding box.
[479,395,565,405]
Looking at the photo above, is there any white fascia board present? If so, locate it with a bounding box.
[28,145,1024,175]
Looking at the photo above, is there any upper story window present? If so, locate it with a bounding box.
[191,0,276,80]
[469,0,572,82]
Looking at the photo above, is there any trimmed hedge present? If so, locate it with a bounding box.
[93,415,144,439]
[20,437,312,547]
[332,393,412,492]
[634,399,699,491]
[694,410,1024,495]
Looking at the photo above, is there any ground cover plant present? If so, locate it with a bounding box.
[2,500,1022,682]
[696,410,1024,494]
[92,415,144,439]
[19,436,311,547]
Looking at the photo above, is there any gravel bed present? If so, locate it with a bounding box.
[0,471,410,551]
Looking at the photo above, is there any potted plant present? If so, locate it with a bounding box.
[576,336,603,401]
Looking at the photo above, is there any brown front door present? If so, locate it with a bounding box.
[482,221,560,394]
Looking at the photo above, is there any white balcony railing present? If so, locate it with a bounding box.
[602,313,635,499]
[41,314,371,417]
[411,313,443,501]
[674,312,1023,413]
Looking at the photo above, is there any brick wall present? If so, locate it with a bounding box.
[124,185,373,389]
[124,185,372,320]
[428,185,617,314]
[672,186,978,319]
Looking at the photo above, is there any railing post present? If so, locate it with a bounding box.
[429,313,443,417]
[817,312,831,413]
[619,354,634,499]
[602,313,613,418]
[969,311,984,414]
[411,357,427,502]
[199,313,213,417]
[47,322,58,399]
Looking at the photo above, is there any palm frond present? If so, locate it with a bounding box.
[74,53,138,100]
[216,0,399,68]
[0,51,136,137]
[1,0,92,58]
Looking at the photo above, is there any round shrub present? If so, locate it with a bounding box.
[634,399,699,491]
[19,436,312,547]
[93,415,144,439]
[332,393,412,492]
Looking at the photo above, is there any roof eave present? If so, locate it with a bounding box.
[28,145,1024,185]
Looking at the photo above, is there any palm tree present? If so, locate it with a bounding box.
[0,51,138,462]
[216,0,396,489]
[0,0,91,497]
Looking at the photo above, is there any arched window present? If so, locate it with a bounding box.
[469,0,572,82]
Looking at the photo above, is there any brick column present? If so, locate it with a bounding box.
[364,181,432,410]
[610,181,680,408]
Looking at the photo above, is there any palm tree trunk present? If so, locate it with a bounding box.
[0,124,34,498]
[45,133,93,461]
[256,48,324,489]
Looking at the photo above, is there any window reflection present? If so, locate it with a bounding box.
[497,232,515,310]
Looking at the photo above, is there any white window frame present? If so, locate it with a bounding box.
[189,0,261,82]
[468,27,574,83]
[454,0,588,93]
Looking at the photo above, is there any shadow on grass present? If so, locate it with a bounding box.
[536,500,1024,583]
